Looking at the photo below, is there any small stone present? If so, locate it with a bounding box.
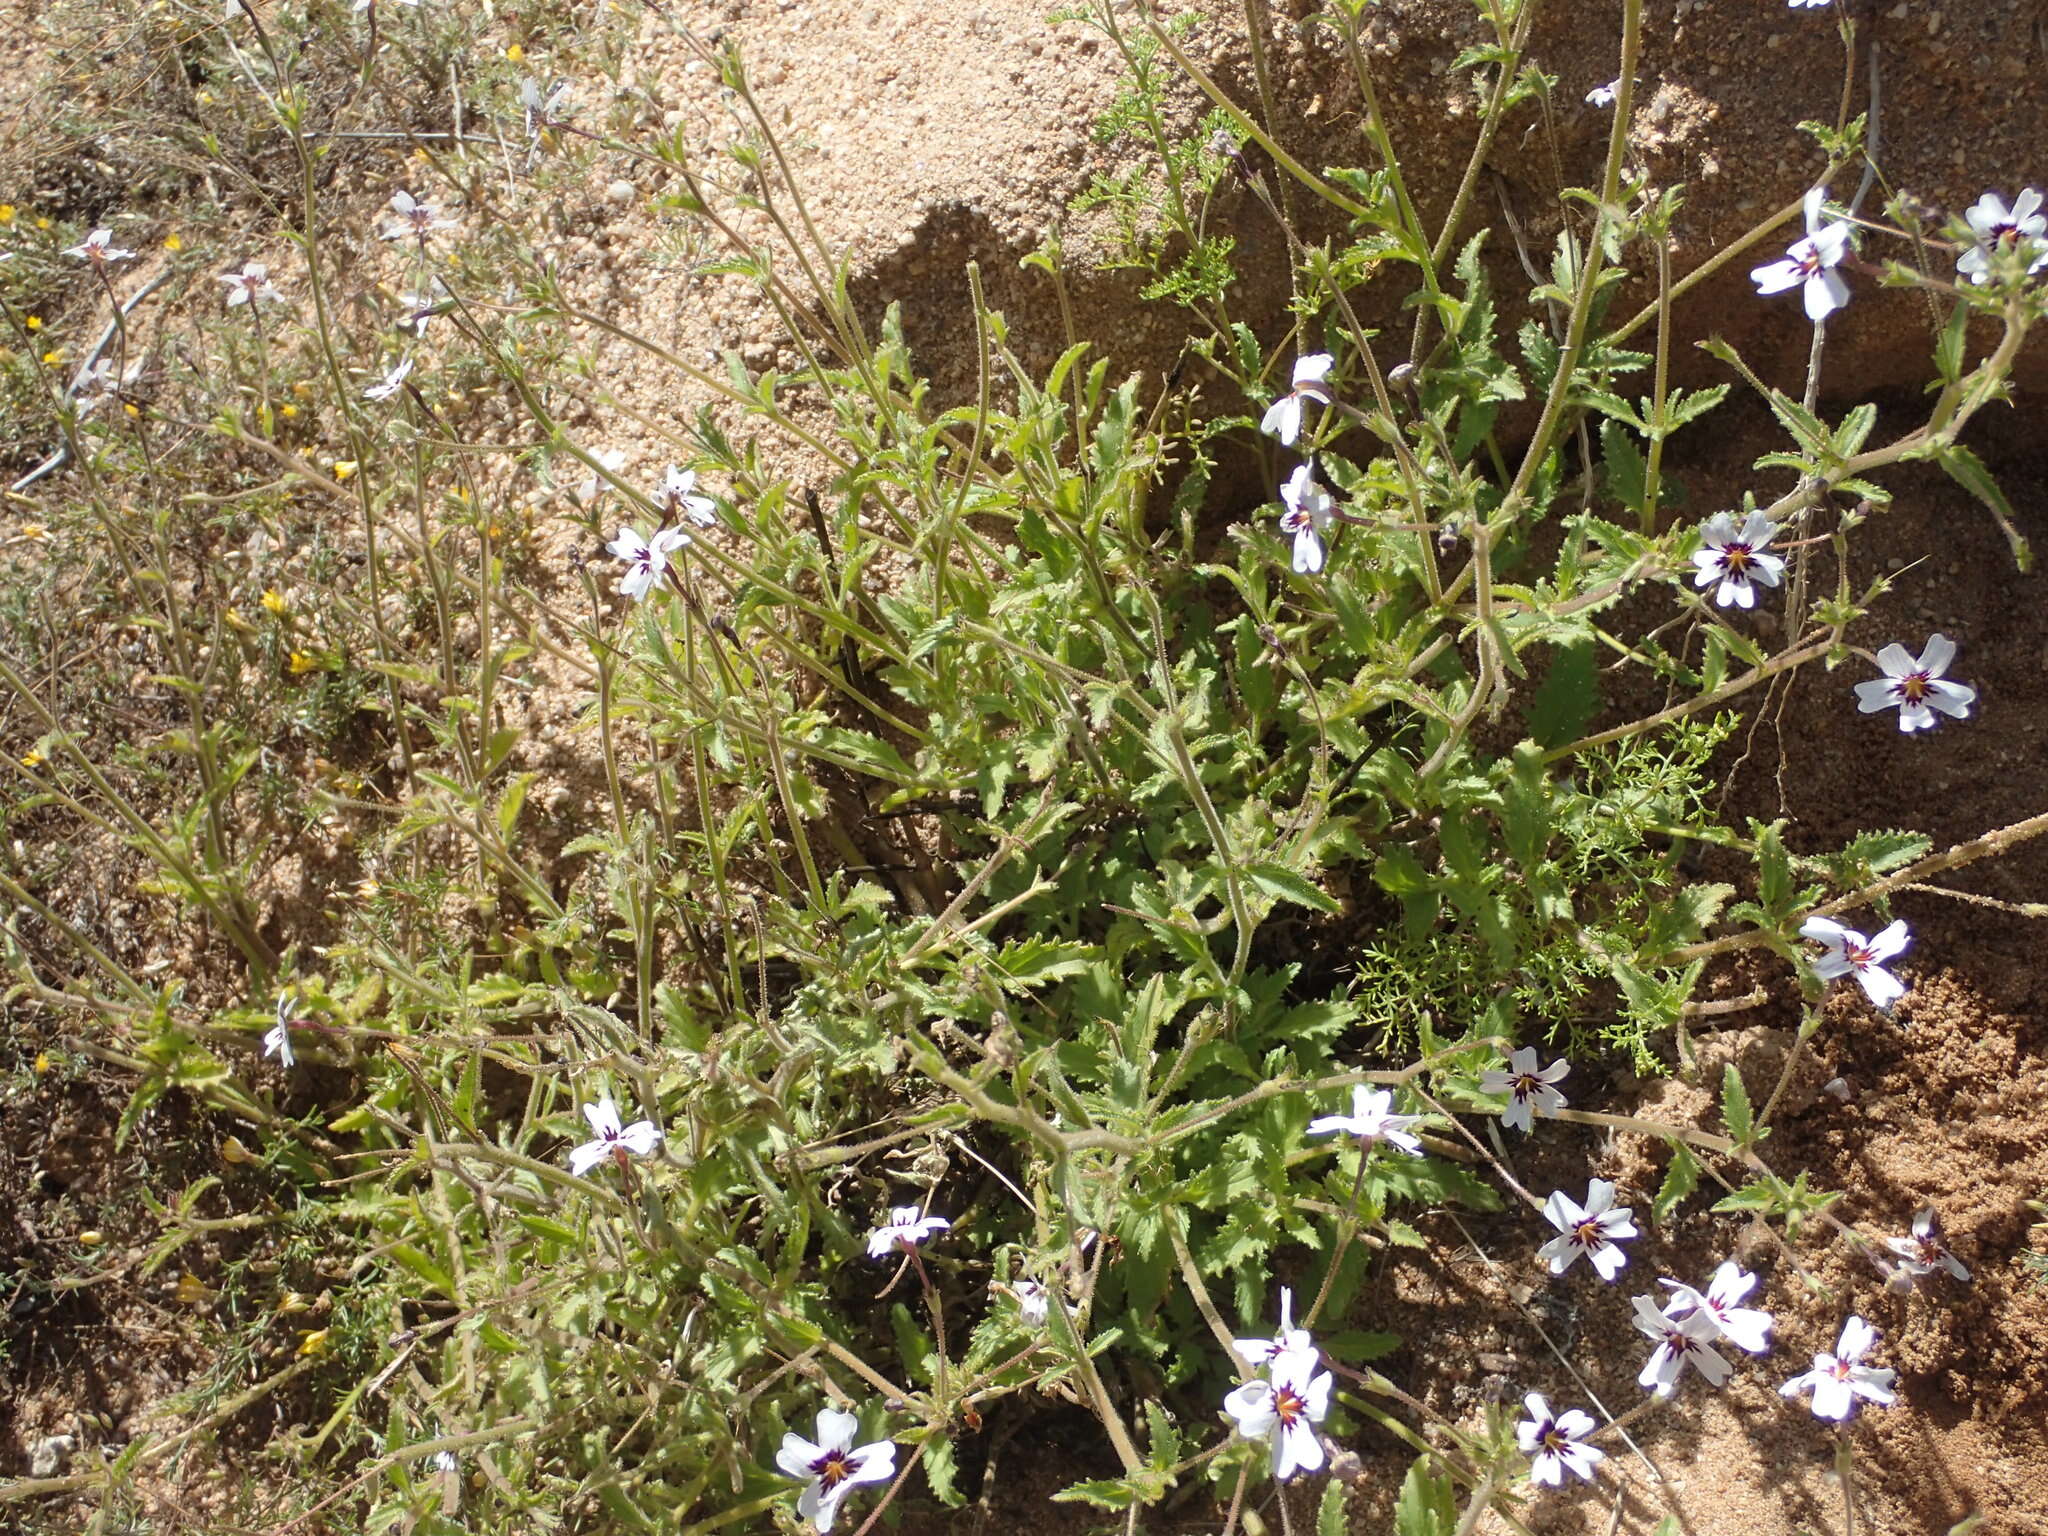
[604,179,635,206]
[31,1434,76,1477]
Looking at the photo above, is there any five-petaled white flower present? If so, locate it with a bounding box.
[1690,511,1785,609]
[1479,1046,1569,1133]
[1537,1179,1637,1281]
[775,1408,896,1534]
[1585,79,1621,108]
[1222,1348,1332,1482]
[1886,1206,1971,1283]
[264,991,297,1070]
[522,77,571,140]
[566,1096,661,1175]
[659,465,719,527]
[1307,1084,1424,1156]
[1957,189,2048,285]
[431,1449,460,1474]
[1275,462,1336,576]
[865,1205,950,1260]
[1235,1286,1316,1373]
[1799,914,1910,1011]
[1631,1294,1731,1397]
[1517,1393,1603,1486]
[1259,354,1334,448]
[1751,186,1853,322]
[219,261,283,309]
[1659,1261,1774,1354]
[63,228,137,267]
[382,189,454,244]
[1853,634,1976,733]
[363,357,414,402]
[606,525,689,601]
[1780,1315,1896,1420]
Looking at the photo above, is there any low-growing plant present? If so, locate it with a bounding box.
[2,0,2043,1532]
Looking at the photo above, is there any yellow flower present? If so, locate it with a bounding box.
[296,1328,330,1358]
[20,523,46,541]
[23,315,39,331]
[505,43,524,62]
[163,232,182,252]
[288,650,320,674]
[34,216,50,231]
[175,1272,217,1305]
[276,1291,312,1315]
[41,350,60,366]
[21,750,43,769]
[223,607,252,633]
[260,588,287,615]
[280,403,297,418]
[220,1135,253,1164]
[33,1051,50,1073]
[331,460,357,481]
[0,204,14,224]
[196,90,214,106]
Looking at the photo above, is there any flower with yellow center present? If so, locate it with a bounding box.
[260,588,287,615]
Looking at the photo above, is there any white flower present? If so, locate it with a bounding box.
[72,357,141,416]
[382,189,454,244]
[865,1205,950,1260]
[219,261,283,309]
[1631,1294,1731,1397]
[1516,1393,1603,1486]
[363,357,414,402]
[62,228,137,266]
[1885,1206,1971,1283]
[522,77,571,139]
[566,1096,661,1175]
[1853,634,1976,733]
[605,525,690,601]
[1750,186,1853,322]
[1258,353,1334,448]
[658,465,718,527]
[395,288,441,335]
[431,1450,460,1474]
[1235,1286,1316,1373]
[1276,462,1336,575]
[263,991,296,1070]
[1537,1178,1637,1281]
[1009,1279,1052,1328]
[1659,1261,1773,1354]
[1799,915,1910,1011]
[1585,79,1620,108]
[1306,1084,1424,1156]
[1780,1315,1896,1420]
[576,448,628,501]
[1957,189,2048,285]
[1690,511,1785,609]
[1222,1349,1332,1482]
[775,1408,896,1534]
[1478,1046,1569,1133]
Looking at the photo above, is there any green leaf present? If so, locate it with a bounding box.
[1653,1140,1699,1225]
[1600,418,1647,514]
[1720,1063,1753,1147]
[1936,443,2033,571]
[1530,640,1599,750]
[1393,1454,1456,1536]
[1317,1480,1350,1536]
[1245,861,1341,915]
